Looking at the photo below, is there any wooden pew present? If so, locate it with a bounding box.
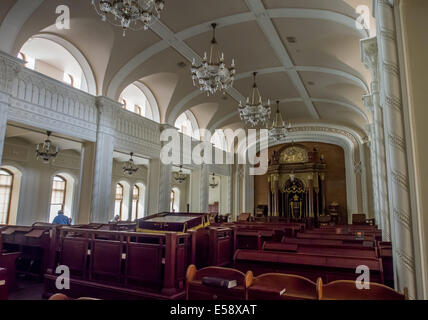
[233,249,384,284]
[185,264,253,300]
[282,237,374,248]
[248,273,317,300]
[296,232,376,246]
[378,242,393,287]
[235,229,274,250]
[263,242,378,259]
[44,227,191,300]
[1,224,58,279]
[0,267,8,300]
[317,279,407,300]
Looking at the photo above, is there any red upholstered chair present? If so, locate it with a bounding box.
[48,293,70,300]
[186,265,253,300]
[248,273,317,300]
[317,279,408,300]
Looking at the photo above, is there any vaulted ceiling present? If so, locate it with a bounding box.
[0,0,375,138]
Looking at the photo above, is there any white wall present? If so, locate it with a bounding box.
[2,137,81,225]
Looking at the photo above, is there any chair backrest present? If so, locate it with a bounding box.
[249,273,317,300]
[317,279,408,300]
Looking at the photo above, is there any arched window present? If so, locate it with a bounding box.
[0,169,13,224]
[119,83,156,120]
[49,175,67,223]
[175,111,199,139]
[19,37,88,90]
[134,105,142,116]
[131,185,140,220]
[170,188,180,212]
[170,190,175,212]
[114,183,124,220]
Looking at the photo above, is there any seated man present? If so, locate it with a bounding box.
[52,210,70,225]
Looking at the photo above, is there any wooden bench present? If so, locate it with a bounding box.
[44,227,191,300]
[317,279,407,300]
[186,264,253,300]
[248,273,317,300]
[282,237,374,248]
[233,249,384,284]
[296,232,376,246]
[263,242,378,259]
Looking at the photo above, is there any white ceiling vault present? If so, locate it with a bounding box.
[0,0,376,139]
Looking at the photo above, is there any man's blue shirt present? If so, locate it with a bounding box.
[52,214,70,225]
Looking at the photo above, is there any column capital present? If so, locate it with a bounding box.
[361,37,379,76]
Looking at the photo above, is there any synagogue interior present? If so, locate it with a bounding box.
[0,0,428,302]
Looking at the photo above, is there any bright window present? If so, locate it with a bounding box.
[49,175,66,222]
[131,185,140,220]
[114,183,124,220]
[0,169,13,224]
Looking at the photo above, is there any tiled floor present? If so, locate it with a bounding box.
[8,275,45,300]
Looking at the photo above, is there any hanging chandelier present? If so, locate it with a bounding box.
[238,72,271,127]
[174,165,187,184]
[268,100,288,141]
[123,152,139,175]
[91,0,165,36]
[191,23,236,96]
[209,173,218,189]
[35,131,59,164]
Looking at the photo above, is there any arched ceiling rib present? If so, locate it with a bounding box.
[0,0,374,136]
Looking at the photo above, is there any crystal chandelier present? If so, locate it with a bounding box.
[268,100,288,141]
[35,131,59,164]
[174,165,187,184]
[91,0,165,36]
[123,152,139,175]
[238,72,271,127]
[191,23,236,96]
[209,173,218,189]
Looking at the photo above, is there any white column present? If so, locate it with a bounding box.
[90,97,117,223]
[366,124,381,227]
[0,54,22,166]
[0,101,7,165]
[158,161,172,212]
[375,0,416,298]
[362,37,391,240]
[76,142,95,224]
[147,158,172,214]
[243,164,255,214]
[200,164,209,213]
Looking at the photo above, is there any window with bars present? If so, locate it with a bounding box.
[49,175,66,223]
[114,183,124,220]
[0,169,13,225]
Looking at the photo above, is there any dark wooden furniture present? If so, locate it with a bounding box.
[137,212,212,233]
[317,279,407,300]
[186,265,253,300]
[0,267,7,300]
[248,273,317,300]
[233,249,384,284]
[44,227,190,300]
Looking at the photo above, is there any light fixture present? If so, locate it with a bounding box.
[191,23,236,96]
[123,152,139,175]
[174,165,187,184]
[35,131,59,164]
[238,72,271,127]
[268,100,288,141]
[91,0,165,36]
[209,173,218,189]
